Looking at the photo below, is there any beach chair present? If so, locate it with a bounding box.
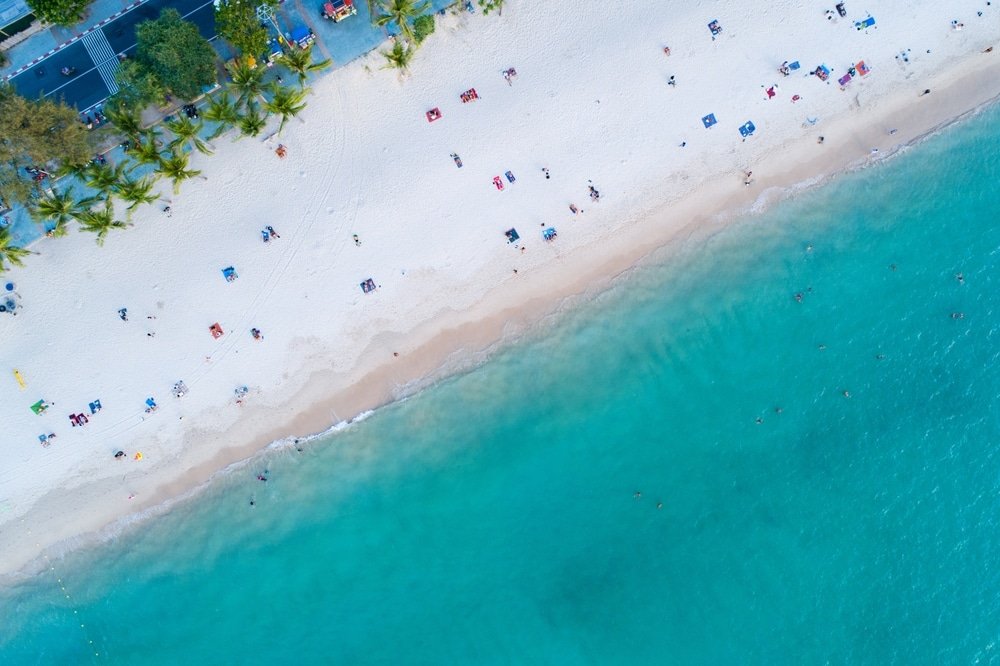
[210,323,224,339]
[505,228,520,243]
[360,278,377,294]
[702,113,717,129]
[426,108,442,122]
[739,121,756,138]
[855,16,875,30]
[222,266,238,282]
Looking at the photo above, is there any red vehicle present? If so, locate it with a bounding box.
[323,0,356,21]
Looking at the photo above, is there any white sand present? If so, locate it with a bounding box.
[1,0,999,576]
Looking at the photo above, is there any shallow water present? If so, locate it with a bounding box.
[3,104,1000,664]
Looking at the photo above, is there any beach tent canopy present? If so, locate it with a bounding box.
[702,113,717,129]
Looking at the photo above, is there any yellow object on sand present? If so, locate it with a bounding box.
[13,369,25,390]
[134,452,143,461]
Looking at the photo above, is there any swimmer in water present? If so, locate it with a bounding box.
[843,390,851,398]
[951,312,965,320]
[795,293,804,302]
[634,491,641,499]
[956,273,965,284]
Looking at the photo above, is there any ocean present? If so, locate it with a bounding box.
[3,103,1000,664]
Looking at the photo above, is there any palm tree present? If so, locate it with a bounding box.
[131,130,164,168]
[77,204,130,246]
[202,93,242,139]
[115,175,159,211]
[228,59,266,109]
[381,41,415,72]
[264,83,308,134]
[374,0,429,44]
[165,115,213,155]
[156,150,202,194]
[277,46,332,88]
[238,102,268,138]
[103,103,144,141]
[86,161,133,198]
[31,186,96,236]
[0,228,33,272]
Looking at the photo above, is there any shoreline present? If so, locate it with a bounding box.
[2,0,999,580]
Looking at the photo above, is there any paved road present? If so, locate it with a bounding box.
[9,0,216,111]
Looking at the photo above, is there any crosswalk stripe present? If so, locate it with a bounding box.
[81,30,121,96]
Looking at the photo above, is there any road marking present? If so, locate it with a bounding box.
[81,29,121,95]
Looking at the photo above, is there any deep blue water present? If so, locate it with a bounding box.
[2,103,1000,665]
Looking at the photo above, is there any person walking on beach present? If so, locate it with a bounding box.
[744,171,753,186]
[542,168,550,179]
[919,88,931,97]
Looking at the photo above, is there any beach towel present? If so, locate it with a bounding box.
[702,113,717,129]
[856,60,870,76]
[543,227,558,241]
[739,121,756,138]
[222,266,238,282]
[505,228,520,243]
[361,278,377,293]
[838,73,852,86]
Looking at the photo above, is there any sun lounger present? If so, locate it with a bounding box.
[855,16,875,30]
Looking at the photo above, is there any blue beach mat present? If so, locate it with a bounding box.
[702,113,717,129]
[739,121,756,138]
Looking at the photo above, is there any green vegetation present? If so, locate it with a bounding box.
[412,14,434,44]
[216,0,277,57]
[237,101,267,138]
[0,228,32,269]
[0,85,91,207]
[202,93,242,139]
[277,46,331,87]
[477,0,503,15]
[264,83,307,134]
[380,40,414,72]
[135,9,217,101]
[77,203,129,245]
[30,186,95,235]
[165,115,213,155]
[155,150,201,194]
[112,60,167,112]
[25,0,89,26]
[374,0,429,45]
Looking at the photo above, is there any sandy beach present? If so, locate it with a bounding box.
[1,0,998,578]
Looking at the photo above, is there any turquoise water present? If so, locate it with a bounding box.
[4,104,1000,664]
